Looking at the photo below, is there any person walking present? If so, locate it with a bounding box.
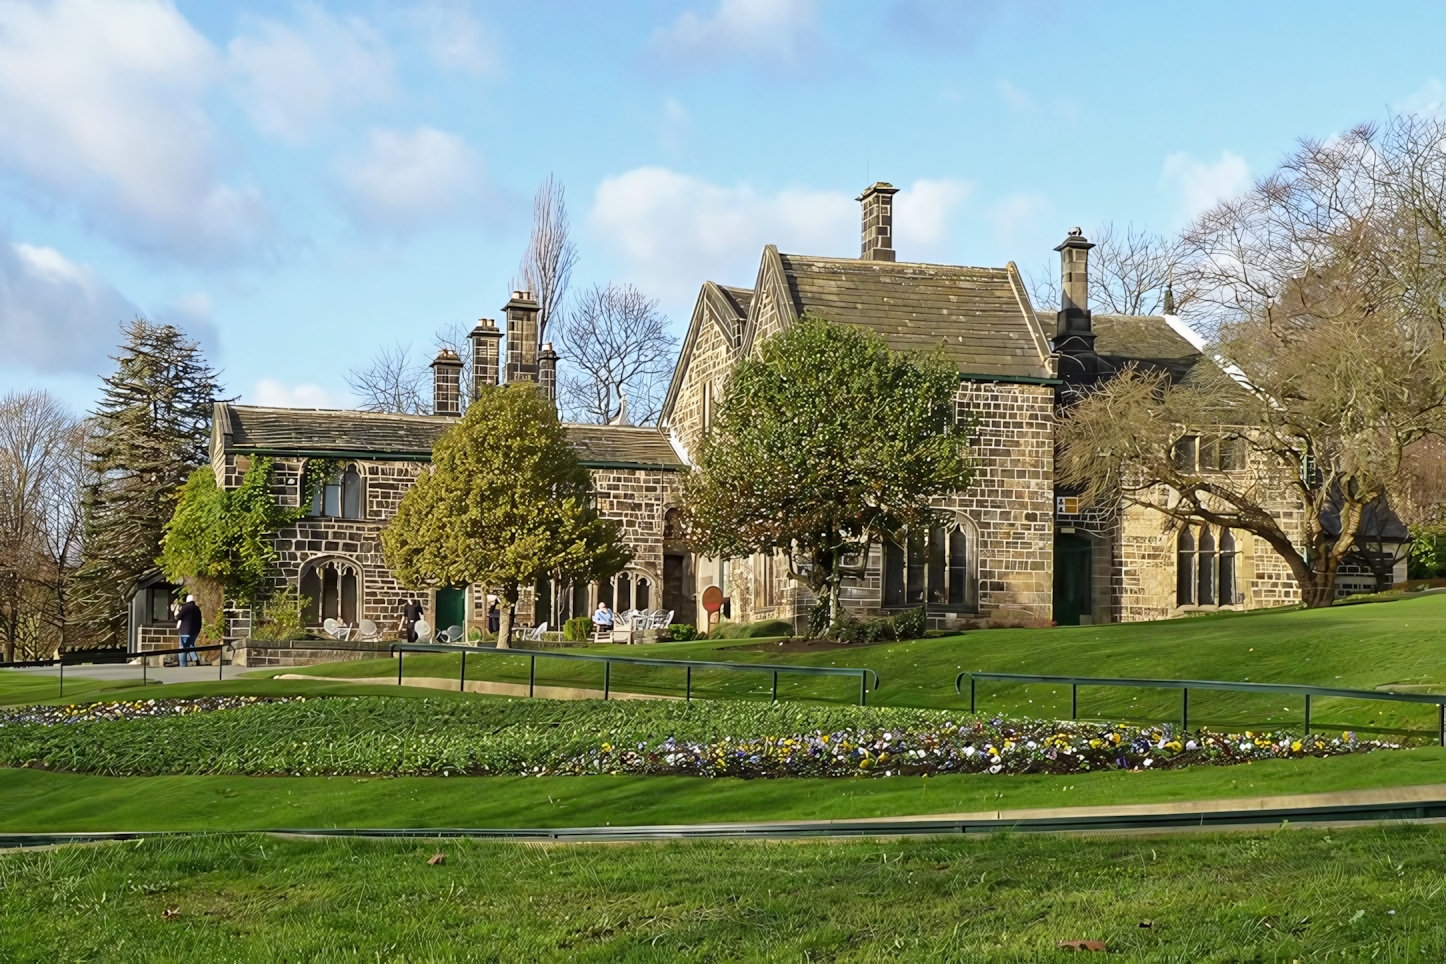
[400,597,425,642]
[175,595,203,667]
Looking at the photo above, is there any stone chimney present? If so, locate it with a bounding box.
[504,290,540,384]
[430,348,463,416]
[538,342,559,403]
[469,318,502,397]
[857,182,899,262]
[1053,227,1101,383]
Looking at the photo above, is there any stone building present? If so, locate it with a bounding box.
[660,184,1407,630]
[131,185,1408,652]
[190,291,692,648]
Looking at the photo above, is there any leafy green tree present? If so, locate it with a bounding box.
[381,385,631,647]
[78,319,223,645]
[683,315,973,629]
[158,458,336,613]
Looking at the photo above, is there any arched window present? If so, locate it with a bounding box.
[1177,527,1239,609]
[299,558,361,625]
[310,465,364,520]
[663,507,682,541]
[616,572,633,612]
[1176,528,1196,606]
[635,577,651,610]
[1219,529,1237,605]
[883,516,976,610]
[1197,527,1217,605]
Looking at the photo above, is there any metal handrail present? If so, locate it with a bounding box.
[390,642,881,705]
[954,670,1446,745]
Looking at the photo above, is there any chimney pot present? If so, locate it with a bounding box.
[1052,228,1100,383]
[430,348,464,416]
[857,181,900,262]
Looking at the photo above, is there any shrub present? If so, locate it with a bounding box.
[563,617,594,642]
[250,587,311,642]
[892,607,926,640]
[666,623,697,641]
[830,611,899,644]
[707,619,795,640]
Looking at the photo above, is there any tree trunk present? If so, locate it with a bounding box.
[496,583,519,648]
[827,552,842,626]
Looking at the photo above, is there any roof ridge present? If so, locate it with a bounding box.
[777,251,1010,272]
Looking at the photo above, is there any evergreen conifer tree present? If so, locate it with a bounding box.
[78,319,223,644]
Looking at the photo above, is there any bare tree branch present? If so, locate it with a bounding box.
[1027,222,1195,317]
[555,283,678,425]
[517,174,579,346]
[346,343,428,414]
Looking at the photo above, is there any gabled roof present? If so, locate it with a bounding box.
[754,250,1056,382]
[659,281,749,425]
[214,403,684,470]
[1091,313,1209,384]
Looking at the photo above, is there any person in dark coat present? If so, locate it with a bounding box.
[486,595,500,634]
[175,595,203,667]
[400,598,425,642]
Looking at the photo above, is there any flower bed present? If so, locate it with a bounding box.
[0,696,1410,778]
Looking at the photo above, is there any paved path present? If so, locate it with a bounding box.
[4,663,232,685]
[273,673,679,701]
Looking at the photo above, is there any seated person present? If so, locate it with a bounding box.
[592,601,614,632]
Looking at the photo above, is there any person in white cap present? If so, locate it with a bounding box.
[175,594,203,667]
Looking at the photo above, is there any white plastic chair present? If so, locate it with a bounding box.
[322,618,352,641]
[438,624,465,643]
[413,620,433,643]
[356,619,382,642]
[516,621,547,643]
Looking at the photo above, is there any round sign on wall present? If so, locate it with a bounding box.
[701,585,724,614]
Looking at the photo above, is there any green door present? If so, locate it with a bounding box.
[1053,535,1093,626]
[435,587,467,634]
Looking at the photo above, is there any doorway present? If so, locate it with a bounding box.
[1053,534,1093,626]
[435,586,467,634]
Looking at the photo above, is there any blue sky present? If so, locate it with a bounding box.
[2,0,1443,412]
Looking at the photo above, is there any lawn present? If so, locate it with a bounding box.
[2,826,1443,961]
[273,593,1446,736]
[0,746,1443,832]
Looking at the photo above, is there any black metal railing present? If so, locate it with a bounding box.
[0,643,233,697]
[390,642,881,705]
[955,671,1446,745]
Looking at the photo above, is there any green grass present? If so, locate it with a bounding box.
[3,826,1445,960]
[273,593,1446,736]
[0,746,1443,832]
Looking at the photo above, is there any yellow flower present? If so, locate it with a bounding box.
[1291,741,1302,752]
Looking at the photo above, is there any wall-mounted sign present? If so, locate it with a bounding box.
[1056,496,1080,516]
[701,585,724,614]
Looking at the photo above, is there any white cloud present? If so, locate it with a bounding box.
[590,167,853,300]
[986,192,1051,248]
[250,378,338,409]
[228,5,393,140]
[589,169,969,300]
[404,0,499,75]
[1162,150,1252,222]
[340,126,482,232]
[893,178,973,262]
[0,237,137,374]
[997,79,1032,111]
[652,0,820,68]
[0,0,266,260]
[1394,78,1445,116]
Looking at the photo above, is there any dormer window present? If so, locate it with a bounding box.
[311,465,364,520]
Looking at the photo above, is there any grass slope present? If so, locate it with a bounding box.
[1,747,1442,832]
[275,594,1446,735]
[2,827,1443,960]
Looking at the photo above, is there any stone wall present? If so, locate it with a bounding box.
[217,451,682,641]
[669,300,738,459]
